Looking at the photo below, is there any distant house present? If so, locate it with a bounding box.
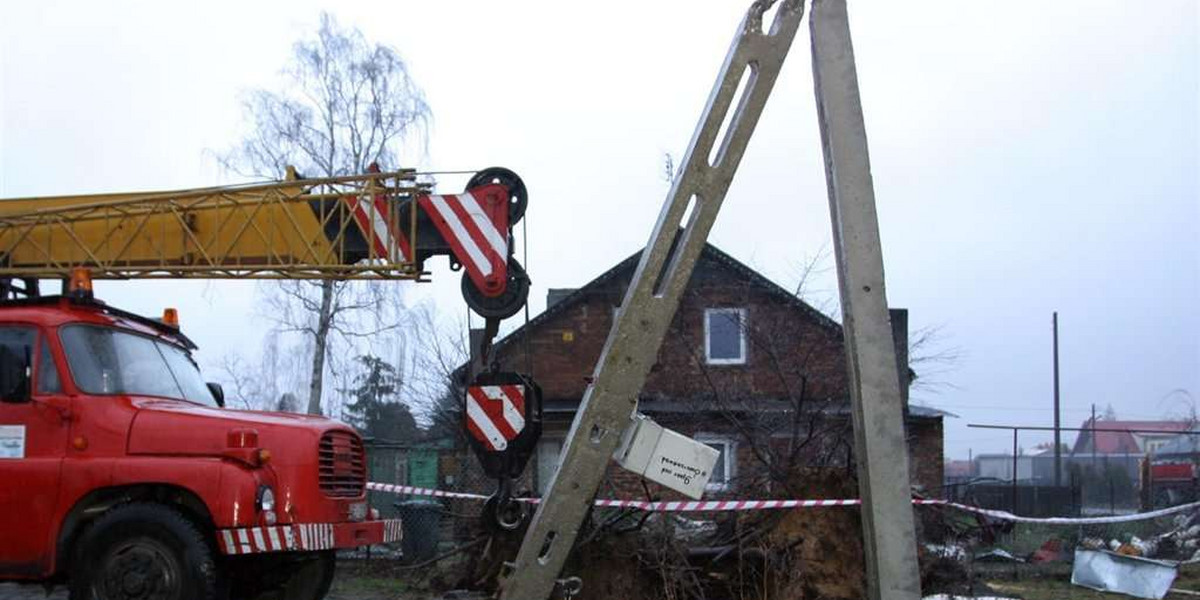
[461,244,947,498]
[975,451,1051,483]
[943,460,974,488]
[1072,419,1190,456]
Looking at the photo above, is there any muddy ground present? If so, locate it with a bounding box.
[8,559,1200,599]
[0,561,437,600]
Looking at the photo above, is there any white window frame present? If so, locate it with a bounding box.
[697,434,737,491]
[704,308,747,365]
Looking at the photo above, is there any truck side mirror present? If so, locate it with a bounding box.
[206,382,225,408]
[0,346,30,404]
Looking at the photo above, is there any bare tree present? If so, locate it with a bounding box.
[264,279,405,415]
[405,303,471,438]
[217,330,310,411]
[792,245,963,396]
[221,12,431,416]
[791,244,838,318]
[674,285,852,496]
[907,323,965,395]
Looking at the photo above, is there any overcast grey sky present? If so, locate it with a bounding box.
[1,1,1196,460]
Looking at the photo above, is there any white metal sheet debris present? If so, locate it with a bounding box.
[1071,548,1178,599]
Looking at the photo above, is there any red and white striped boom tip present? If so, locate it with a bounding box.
[420,185,511,298]
[342,183,513,298]
[466,384,527,451]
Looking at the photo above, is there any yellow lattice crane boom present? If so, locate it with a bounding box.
[0,166,530,318]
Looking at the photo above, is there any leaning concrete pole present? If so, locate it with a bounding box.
[809,1,923,598]
[497,3,807,599]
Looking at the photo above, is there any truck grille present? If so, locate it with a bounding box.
[318,431,365,498]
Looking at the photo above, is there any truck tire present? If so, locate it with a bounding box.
[278,551,335,600]
[68,503,223,600]
[232,551,335,600]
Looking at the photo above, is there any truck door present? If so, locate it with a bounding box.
[0,327,69,577]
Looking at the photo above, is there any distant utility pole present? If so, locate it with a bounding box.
[1091,403,1098,469]
[1054,312,1062,487]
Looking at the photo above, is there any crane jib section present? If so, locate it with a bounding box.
[0,170,515,296]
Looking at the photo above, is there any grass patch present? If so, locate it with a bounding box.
[328,560,432,600]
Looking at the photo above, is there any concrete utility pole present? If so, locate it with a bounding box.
[1054,312,1062,487]
[810,0,922,598]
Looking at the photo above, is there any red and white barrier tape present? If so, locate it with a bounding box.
[367,482,1200,524]
[914,498,1200,525]
[368,482,491,501]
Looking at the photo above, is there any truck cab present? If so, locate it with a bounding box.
[0,293,400,600]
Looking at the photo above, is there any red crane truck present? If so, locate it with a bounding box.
[0,167,530,599]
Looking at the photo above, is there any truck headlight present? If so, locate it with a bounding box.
[257,485,276,513]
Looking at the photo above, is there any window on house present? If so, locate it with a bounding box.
[700,437,735,490]
[705,308,746,365]
[536,437,565,495]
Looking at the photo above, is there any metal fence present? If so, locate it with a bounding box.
[945,482,1081,518]
[362,441,501,563]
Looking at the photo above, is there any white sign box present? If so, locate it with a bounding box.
[614,414,719,499]
[0,425,25,459]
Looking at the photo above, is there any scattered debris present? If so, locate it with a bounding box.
[921,595,1018,600]
[974,549,1024,563]
[1072,548,1178,599]
[671,515,718,544]
[1030,538,1066,563]
[925,544,968,562]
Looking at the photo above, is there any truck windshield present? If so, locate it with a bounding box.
[60,325,218,408]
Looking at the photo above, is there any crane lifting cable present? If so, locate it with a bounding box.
[0,165,530,320]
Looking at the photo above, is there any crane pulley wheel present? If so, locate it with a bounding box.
[462,259,529,319]
[466,167,527,224]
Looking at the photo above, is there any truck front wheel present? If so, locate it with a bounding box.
[69,503,222,600]
[233,551,335,600]
[278,551,335,600]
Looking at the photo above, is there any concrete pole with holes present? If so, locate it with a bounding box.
[809,0,922,598]
[496,3,808,599]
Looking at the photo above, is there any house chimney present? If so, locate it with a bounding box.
[546,288,577,309]
[890,308,910,408]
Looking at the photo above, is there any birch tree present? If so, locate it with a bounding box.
[222,13,430,415]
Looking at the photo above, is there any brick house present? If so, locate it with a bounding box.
[465,244,945,499]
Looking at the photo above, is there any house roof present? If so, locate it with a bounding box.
[1073,419,1190,454]
[487,243,842,359]
[457,243,949,419]
[542,397,950,420]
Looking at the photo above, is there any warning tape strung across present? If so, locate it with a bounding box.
[366,482,1200,524]
[367,482,491,501]
[915,498,1200,525]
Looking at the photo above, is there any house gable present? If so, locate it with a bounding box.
[486,244,848,406]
